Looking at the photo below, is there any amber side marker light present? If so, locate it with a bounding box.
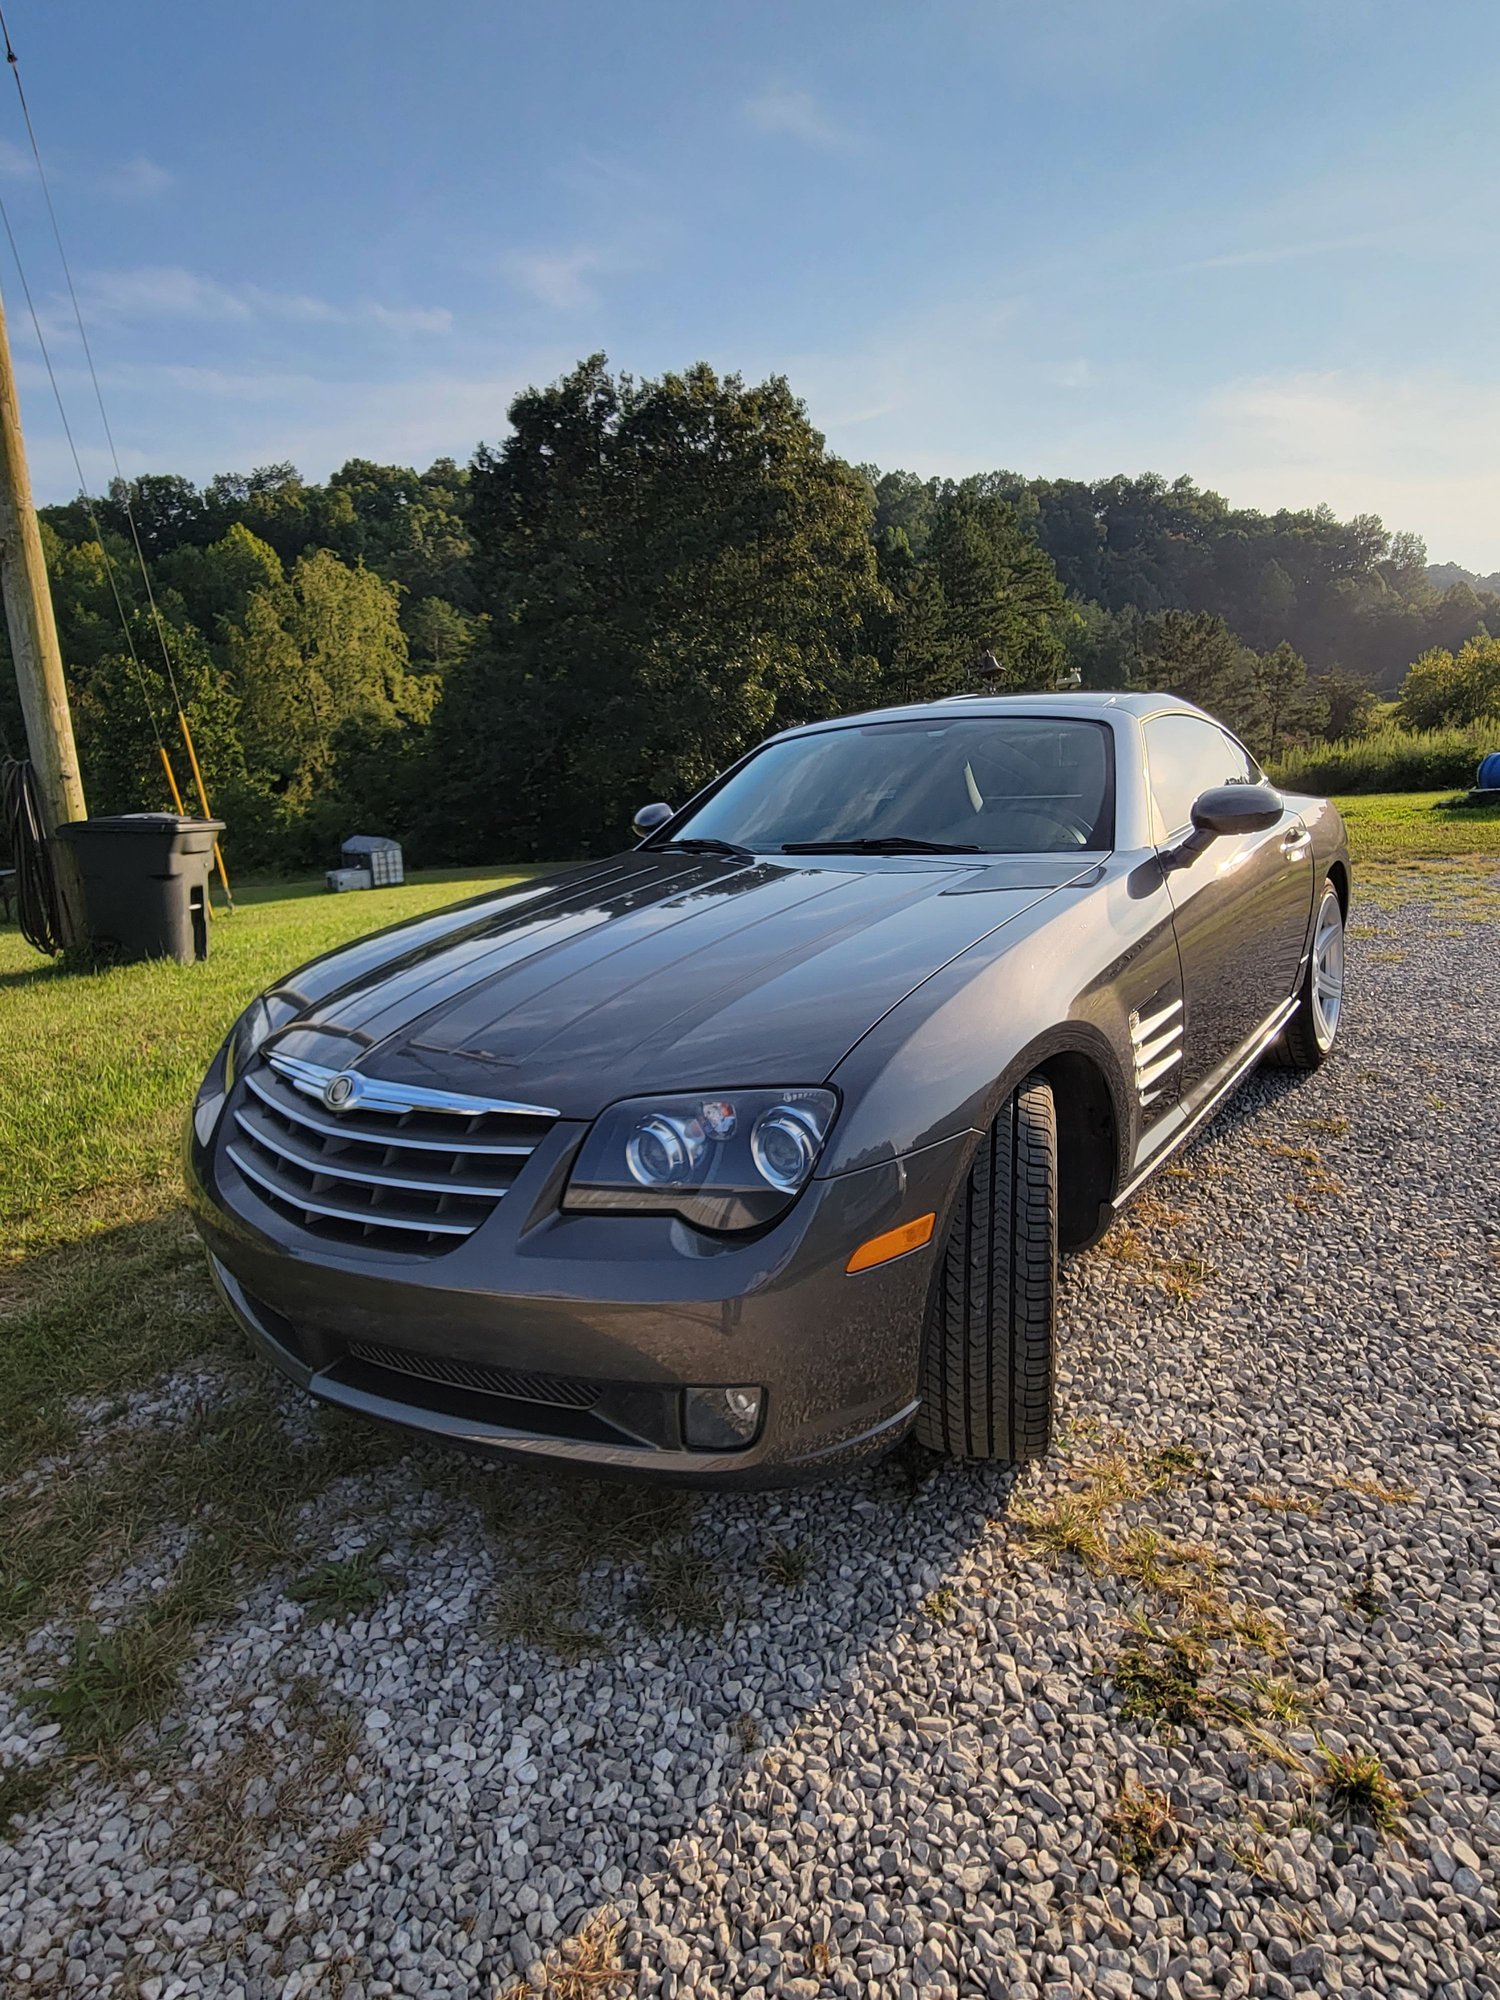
[846,1211,937,1275]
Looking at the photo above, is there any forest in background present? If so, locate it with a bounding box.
[4,353,1498,867]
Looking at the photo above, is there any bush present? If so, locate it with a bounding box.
[1267,719,1500,795]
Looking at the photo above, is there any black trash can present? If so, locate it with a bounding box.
[55,814,224,964]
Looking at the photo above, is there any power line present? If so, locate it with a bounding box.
[0,173,173,767]
[0,6,231,897]
[0,0,185,711]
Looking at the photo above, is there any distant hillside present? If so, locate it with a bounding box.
[1428,560,1500,596]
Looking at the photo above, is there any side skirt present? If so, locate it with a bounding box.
[1109,994,1298,1213]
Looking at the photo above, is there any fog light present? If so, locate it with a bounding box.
[683,1384,764,1450]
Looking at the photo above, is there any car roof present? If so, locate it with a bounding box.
[772,689,1213,738]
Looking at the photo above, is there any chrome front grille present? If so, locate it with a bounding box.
[226,1053,558,1252]
[345,1339,601,1409]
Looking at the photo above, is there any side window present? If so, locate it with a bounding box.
[1145,715,1262,842]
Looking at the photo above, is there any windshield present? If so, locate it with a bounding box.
[664,716,1115,855]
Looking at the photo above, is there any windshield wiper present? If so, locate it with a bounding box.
[780,836,982,855]
[661,837,758,860]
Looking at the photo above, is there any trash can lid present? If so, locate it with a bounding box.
[57,814,226,836]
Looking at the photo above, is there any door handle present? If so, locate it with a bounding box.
[1281,829,1311,858]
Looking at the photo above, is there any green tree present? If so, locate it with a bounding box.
[1129,611,1263,738]
[1314,665,1379,743]
[1397,636,1500,728]
[1251,641,1325,760]
[432,355,890,857]
[909,484,1068,694]
[227,551,433,829]
[155,523,284,637]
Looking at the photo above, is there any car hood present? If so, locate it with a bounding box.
[263,849,1094,1117]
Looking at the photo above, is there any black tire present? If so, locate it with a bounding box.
[1269,877,1345,1072]
[915,1073,1057,1462]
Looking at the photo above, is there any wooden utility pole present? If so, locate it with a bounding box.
[0,266,86,945]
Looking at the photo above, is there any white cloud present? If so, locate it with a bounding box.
[0,138,172,197]
[1169,234,1383,275]
[742,82,854,153]
[99,155,173,200]
[501,246,607,312]
[60,267,451,336]
[22,353,579,496]
[1193,368,1500,565]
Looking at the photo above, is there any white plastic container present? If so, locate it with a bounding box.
[326,866,374,893]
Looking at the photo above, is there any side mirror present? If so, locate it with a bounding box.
[632,801,674,839]
[1189,783,1284,837]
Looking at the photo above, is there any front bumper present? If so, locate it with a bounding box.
[186,1097,972,1487]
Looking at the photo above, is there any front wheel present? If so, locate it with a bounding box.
[916,1073,1057,1462]
[1271,878,1345,1071]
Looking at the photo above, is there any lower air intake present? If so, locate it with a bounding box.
[345,1339,602,1411]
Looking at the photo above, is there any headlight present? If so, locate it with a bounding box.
[564,1087,838,1231]
[222,991,300,1094]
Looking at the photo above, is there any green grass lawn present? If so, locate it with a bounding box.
[1331,789,1500,865]
[0,864,543,1264]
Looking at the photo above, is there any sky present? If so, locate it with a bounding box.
[2,0,1498,568]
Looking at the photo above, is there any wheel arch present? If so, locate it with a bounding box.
[966,1025,1133,1255]
[1326,858,1350,918]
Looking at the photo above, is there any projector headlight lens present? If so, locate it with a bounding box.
[750,1105,824,1192]
[566,1087,837,1231]
[625,1112,707,1188]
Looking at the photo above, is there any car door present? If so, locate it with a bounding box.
[1144,713,1314,1096]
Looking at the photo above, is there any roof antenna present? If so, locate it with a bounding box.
[972,648,1005,683]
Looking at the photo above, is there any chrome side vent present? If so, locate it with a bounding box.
[1130,997,1184,1109]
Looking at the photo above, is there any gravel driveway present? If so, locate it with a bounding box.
[2,891,1498,1999]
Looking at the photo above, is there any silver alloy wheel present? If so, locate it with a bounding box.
[1311,886,1344,1050]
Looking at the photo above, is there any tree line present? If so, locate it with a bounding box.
[3,353,1496,867]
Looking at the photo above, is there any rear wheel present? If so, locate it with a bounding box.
[916,1074,1057,1462]
[1271,878,1344,1071]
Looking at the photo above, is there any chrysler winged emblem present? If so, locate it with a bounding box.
[322,1071,360,1112]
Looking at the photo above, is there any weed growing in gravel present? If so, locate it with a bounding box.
[734,1713,760,1752]
[27,1603,198,1757]
[1249,1488,1324,1515]
[1343,1574,1390,1624]
[1104,1776,1188,1874]
[1011,1490,1111,1571]
[1114,1526,1220,1601]
[1142,1443,1206,1485]
[288,1544,390,1619]
[1253,1139,1323,1165]
[1115,1618,1213,1729]
[1246,1673,1312,1725]
[1155,1254,1215,1301]
[0,1760,52,1837]
[1317,1745,1407,1836]
[921,1585,958,1622]
[638,1544,723,1634]
[1296,1116,1350,1137]
[0,1387,405,1650]
[762,1542,811,1587]
[477,1477,718,1656]
[1095,1223,1215,1300]
[181,1681,372,1890]
[498,1908,628,1998]
[1333,1474,1417,1505]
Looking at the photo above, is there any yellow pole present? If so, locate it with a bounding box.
[156,742,212,921]
[177,708,233,910]
[157,742,186,814]
[0,268,87,943]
